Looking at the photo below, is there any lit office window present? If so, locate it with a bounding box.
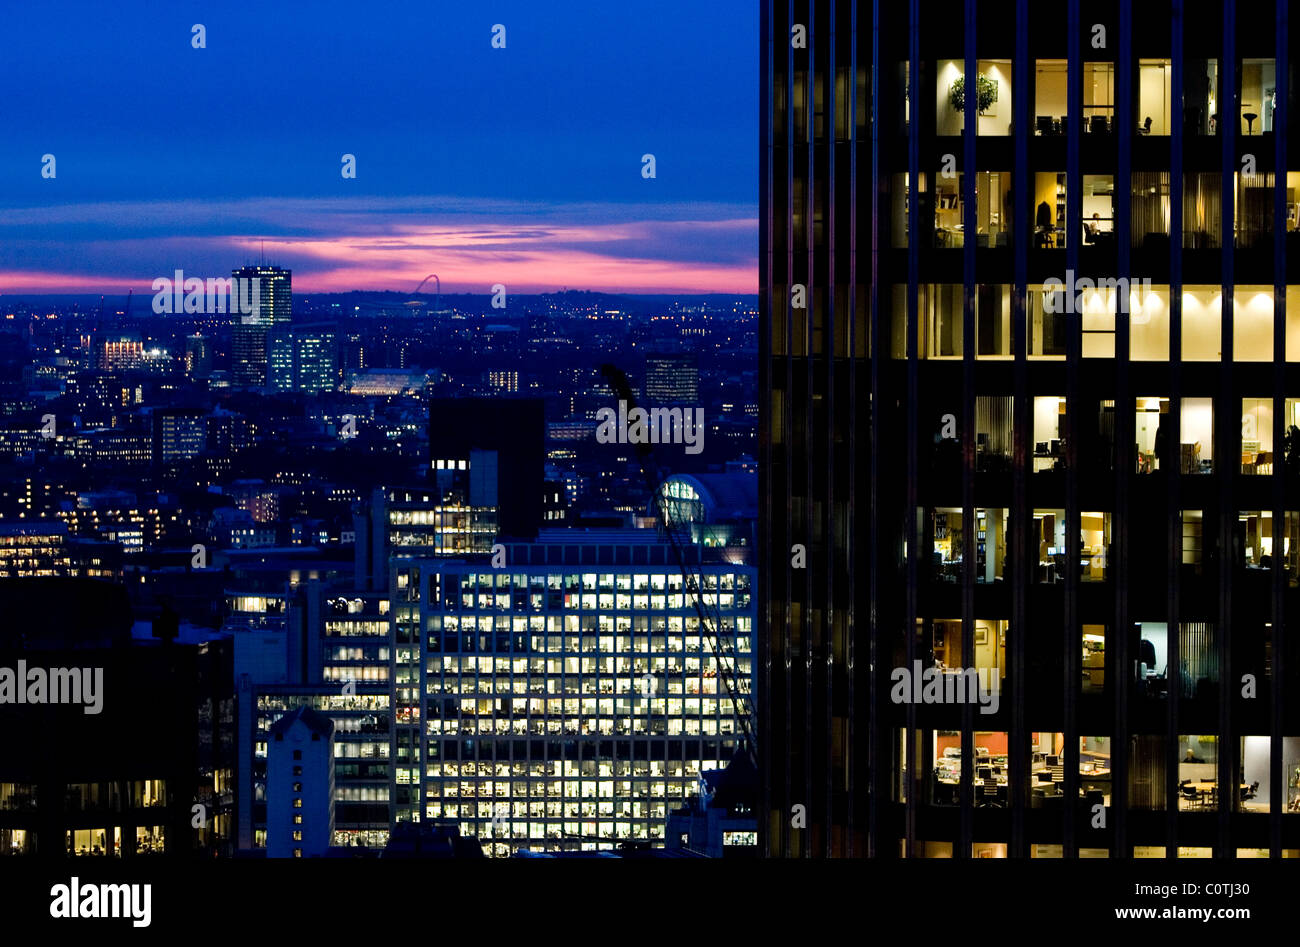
[1033,171,1066,247]
[1182,511,1205,577]
[1181,397,1214,473]
[1082,626,1106,694]
[1185,58,1220,136]
[1032,397,1066,471]
[1131,172,1170,248]
[1180,624,1219,700]
[1233,287,1274,361]
[975,396,1013,474]
[1241,399,1274,474]
[1033,60,1067,135]
[1138,59,1172,134]
[1184,176,1222,248]
[1029,732,1065,804]
[1026,288,1066,358]
[918,283,963,359]
[1238,58,1277,135]
[1033,509,1066,583]
[935,60,1012,136]
[1131,284,1169,361]
[1081,175,1115,248]
[1080,736,1112,808]
[1177,735,1219,811]
[1080,512,1110,582]
[1129,735,1168,809]
[1135,397,1170,473]
[1083,61,1114,133]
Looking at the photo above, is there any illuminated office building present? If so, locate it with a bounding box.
[762,0,1300,857]
[231,265,292,388]
[643,351,700,405]
[389,533,755,855]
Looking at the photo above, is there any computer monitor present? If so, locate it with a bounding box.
[1047,755,1060,766]
[978,766,992,780]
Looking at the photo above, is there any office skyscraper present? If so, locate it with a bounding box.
[231,265,292,387]
[643,351,700,405]
[762,0,1298,858]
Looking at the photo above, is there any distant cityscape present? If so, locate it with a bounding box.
[0,272,760,858]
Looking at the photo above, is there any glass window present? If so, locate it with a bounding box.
[1083,62,1115,133]
[1034,60,1067,135]
[1234,287,1274,361]
[1033,172,1066,248]
[1182,287,1222,361]
[1082,175,1115,247]
[1182,510,1205,576]
[1082,628,1106,695]
[1032,397,1065,472]
[1185,59,1219,135]
[1234,172,1275,249]
[1132,283,1170,361]
[919,283,963,359]
[975,396,1013,474]
[1027,286,1066,358]
[1181,397,1214,473]
[1239,59,1277,135]
[1034,509,1066,583]
[1241,398,1275,474]
[1178,735,1219,810]
[976,284,1012,357]
[936,60,1013,136]
[1184,173,1222,248]
[1135,397,1170,474]
[1138,59,1172,135]
[1131,172,1170,249]
[1080,512,1111,582]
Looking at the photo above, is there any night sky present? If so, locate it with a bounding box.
[0,1,757,294]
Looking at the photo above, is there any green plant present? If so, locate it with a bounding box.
[949,74,997,114]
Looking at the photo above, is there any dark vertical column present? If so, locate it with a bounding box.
[959,0,978,860]
[1010,0,1031,859]
[1217,0,1236,858]
[1064,0,1082,858]
[1114,0,1134,860]
[1167,0,1185,859]
[849,0,868,859]
[1270,0,1289,861]
[799,0,816,859]
[903,0,922,857]
[821,0,838,859]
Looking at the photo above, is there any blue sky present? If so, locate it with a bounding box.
[0,0,757,293]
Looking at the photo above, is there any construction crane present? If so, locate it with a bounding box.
[598,364,756,765]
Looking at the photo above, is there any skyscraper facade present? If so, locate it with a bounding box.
[762,0,1299,858]
[231,265,292,388]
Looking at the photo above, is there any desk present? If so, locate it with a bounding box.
[1184,781,1248,807]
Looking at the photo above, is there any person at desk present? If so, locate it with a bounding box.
[1184,748,1206,764]
[1084,213,1101,244]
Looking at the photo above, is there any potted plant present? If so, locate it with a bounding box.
[949,74,997,115]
